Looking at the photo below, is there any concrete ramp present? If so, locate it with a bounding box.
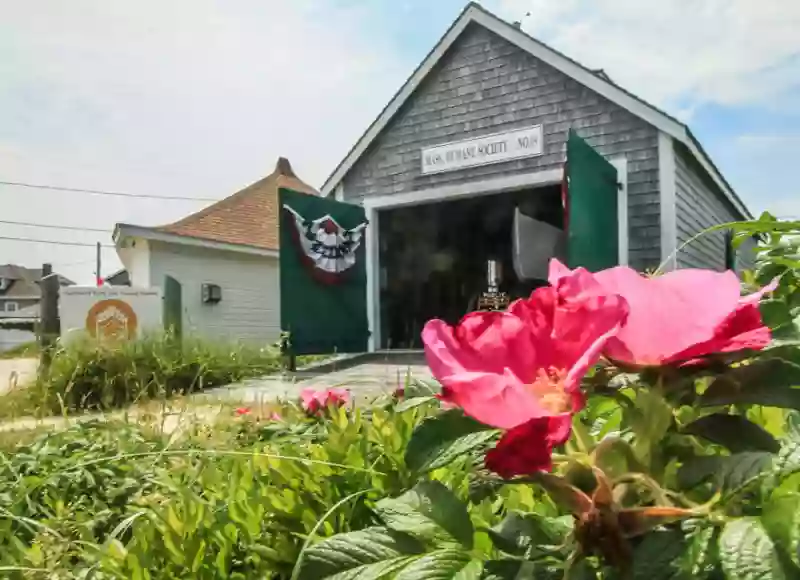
[196,351,434,405]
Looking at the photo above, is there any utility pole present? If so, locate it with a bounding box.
[96,241,102,286]
[39,263,60,371]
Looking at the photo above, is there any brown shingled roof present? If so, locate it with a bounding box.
[157,157,318,251]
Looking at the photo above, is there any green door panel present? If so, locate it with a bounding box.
[566,130,620,271]
[163,275,182,339]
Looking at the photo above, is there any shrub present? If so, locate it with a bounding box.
[0,394,471,578]
[0,340,39,360]
[21,334,285,416]
[2,214,800,579]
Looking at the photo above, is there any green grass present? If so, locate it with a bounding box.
[0,340,39,359]
[0,334,298,419]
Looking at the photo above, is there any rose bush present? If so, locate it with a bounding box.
[300,387,351,416]
[1,213,799,580]
[301,214,800,579]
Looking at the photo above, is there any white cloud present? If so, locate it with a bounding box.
[491,0,800,114]
[0,0,408,282]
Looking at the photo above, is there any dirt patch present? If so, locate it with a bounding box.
[0,358,38,395]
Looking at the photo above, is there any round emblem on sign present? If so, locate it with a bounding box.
[85,299,138,341]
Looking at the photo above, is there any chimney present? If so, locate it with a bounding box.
[512,21,521,29]
[275,157,297,178]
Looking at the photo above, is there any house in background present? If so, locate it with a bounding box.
[113,157,317,344]
[103,268,130,286]
[0,265,74,351]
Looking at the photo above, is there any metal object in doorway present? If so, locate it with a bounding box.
[477,259,510,311]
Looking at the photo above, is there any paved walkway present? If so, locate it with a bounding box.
[194,362,433,405]
[0,360,435,435]
[0,358,37,395]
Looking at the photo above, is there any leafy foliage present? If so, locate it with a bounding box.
[0,334,290,417]
[2,213,800,578]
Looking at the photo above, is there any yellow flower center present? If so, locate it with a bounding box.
[527,367,571,414]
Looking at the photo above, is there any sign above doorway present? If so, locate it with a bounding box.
[421,124,543,175]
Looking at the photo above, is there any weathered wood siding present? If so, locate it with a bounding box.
[340,23,662,270]
[674,142,755,272]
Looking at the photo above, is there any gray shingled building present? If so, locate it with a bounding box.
[319,3,754,349]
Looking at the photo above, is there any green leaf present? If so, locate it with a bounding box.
[393,549,481,580]
[719,518,786,580]
[679,452,774,492]
[700,360,800,410]
[631,389,673,464]
[786,411,800,439]
[761,299,793,330]
[480,561,522,580]
[395,397,436,413]
[681,523,719,578]
[717,452,774,493]
[404,410,497,472]
[629,530,689,580]
[375,481,474,549]
[761,492,800,570]
[482,561,564,580]
[487,511,572,557]
[297,526,424,580]
[677,456,723,490]
[682,414,780,453]
[764,439,800,495]
[404,379,441,398]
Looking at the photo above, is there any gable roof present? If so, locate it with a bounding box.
[115,157,318,253]
[321,2,751,219]
[0,264,74,298]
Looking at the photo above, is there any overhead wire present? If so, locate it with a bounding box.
[0,179,218,202]
[0,235,114,248]
[0,179,208,251]
[0,219,110,233]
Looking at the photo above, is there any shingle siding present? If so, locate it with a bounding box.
[674,143,755,272]
[341,23,662,270]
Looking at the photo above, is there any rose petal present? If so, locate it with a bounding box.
[485,414,573,478]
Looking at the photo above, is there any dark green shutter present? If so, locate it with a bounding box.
[279,188,369,355]
[163,275,182,339]
[566,130,620,271]
[724,230,737,271]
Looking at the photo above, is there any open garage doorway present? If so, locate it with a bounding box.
[377,184,565,349]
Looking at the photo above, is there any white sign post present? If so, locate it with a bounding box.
[421,125,543,175]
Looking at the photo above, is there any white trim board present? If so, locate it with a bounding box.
[363,163,629,351]
[320,2,751,220]
[362,168,562,210]
[658,132,678,270]
[114,224,279,259]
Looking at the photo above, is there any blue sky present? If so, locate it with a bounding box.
[1,0,799,282]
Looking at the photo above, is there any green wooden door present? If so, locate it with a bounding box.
[163,275,182,339]
[279,188,369,355]
[565,130,620,271]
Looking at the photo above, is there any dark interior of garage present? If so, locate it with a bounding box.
[378,184,564,349]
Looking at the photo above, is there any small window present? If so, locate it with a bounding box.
[5,302,18,313]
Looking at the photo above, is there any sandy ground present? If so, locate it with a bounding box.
[0,357,38,395]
